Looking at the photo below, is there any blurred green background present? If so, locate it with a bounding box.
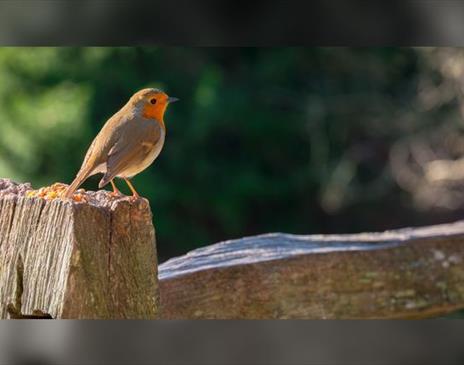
[2,47,464,263]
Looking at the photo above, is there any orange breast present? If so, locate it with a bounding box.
[143,103,167,127]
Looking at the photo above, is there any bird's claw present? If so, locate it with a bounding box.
[129,194,140,203]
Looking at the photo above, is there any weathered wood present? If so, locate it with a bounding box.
[0,179,158,319]
[159,222,464,319]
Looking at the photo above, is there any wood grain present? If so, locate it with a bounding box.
[0,179,158,319]
[159,223,464,319]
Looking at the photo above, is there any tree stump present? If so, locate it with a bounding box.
[0,179,158,319]
[158,222,464,319]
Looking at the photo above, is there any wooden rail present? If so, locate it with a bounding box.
[158,223,464,319]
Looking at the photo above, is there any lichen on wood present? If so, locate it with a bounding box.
[158,223,464,319]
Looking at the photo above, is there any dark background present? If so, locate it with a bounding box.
[1,47,464,262]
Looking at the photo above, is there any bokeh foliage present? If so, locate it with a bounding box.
[1,47,464,261]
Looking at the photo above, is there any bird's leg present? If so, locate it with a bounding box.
[110,180,123,196]
[124,178,140,201]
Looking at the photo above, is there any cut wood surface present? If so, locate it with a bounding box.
[158,222,464,319]
[0,179,158,319]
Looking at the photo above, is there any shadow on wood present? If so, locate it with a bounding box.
[0,179,158,319]
[158,222,464,319]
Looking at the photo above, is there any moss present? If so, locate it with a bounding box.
[405,298,430,310]
[394,289,416,298]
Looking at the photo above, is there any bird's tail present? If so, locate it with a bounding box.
[63,168,92,198]
[98,171,114,189]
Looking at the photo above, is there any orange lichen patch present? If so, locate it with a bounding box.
[26,183,87,202]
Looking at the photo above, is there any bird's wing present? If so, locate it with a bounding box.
[98,120,162,186]
[65,107,138,197]
[80,138,98,172]
[76,108,134,174]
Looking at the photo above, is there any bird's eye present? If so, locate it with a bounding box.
[150,98,157,105]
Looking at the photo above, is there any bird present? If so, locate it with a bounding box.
[63,88,178,200]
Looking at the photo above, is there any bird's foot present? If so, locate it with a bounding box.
[109,190,123,198]
[129,193,140,203]
[109,180,124,198]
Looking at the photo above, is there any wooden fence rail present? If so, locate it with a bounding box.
[158,223,464,319]
[1,178,464,319]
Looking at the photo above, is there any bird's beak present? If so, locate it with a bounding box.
[167,96,179,103]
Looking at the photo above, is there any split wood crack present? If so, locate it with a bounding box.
[7,255,52,319]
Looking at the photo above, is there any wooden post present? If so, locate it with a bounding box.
[158,222,464,319]
[0,179,158,319]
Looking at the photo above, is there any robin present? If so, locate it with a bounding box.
[64,88,178,199]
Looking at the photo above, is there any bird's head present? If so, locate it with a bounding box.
[130,88,178,122]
